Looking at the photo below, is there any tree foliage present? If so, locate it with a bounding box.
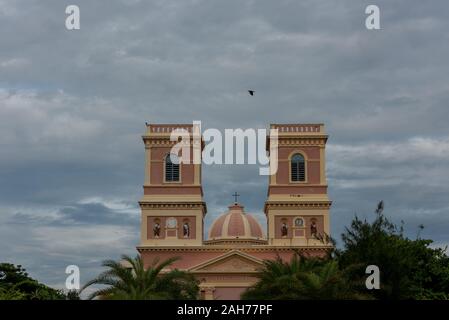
[0,263,66,300]
[81,255,199,300]
[3,202,449,300]
[241,255,367,300]
[337,201,449,300]
[243,202,449,300]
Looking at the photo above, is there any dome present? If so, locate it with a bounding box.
[208,203,264,241]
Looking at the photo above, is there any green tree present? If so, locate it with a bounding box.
[0,263,66,300]
[81,255,199,300]
[66,289,81,300]
[337,201,449,300]
[0,287,27,300]
[241,254,365,300]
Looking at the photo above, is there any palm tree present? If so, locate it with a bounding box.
[296,260,367,299]
[81,255,199,300]
[242,254,366,300]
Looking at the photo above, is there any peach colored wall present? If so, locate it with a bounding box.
[141,249,328,300]
[268,185,327,194]
[151,146,195,163]
[177,216,196,239]
[276,146,321,184]
[214,287,246,300]
[305,216,324,238]
[250,249,325,260]
[210,215,227,238]
[308,161,321,184]
[143,186,202,195]
[250,251,296,261]
[274,216,324,239]
[141,251,227,269]
[141,248,328,271]
[150,160,162,184]
[150,163,195,185]
[278,147,320,160]
[147,216,166,239]
[147,216,197,239]
[149,147,195,185]
[183,163,195,184]
[275,216,293,238]
[228,213,245,237]
[246,215,263,238]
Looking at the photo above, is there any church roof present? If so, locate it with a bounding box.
[207,203,264,242]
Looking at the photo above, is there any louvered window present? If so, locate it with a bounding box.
[165,154,180,182]
[291,154,305,182]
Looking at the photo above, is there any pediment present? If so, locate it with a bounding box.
[189,250,263,273]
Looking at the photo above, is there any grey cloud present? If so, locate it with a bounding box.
[7,200,139,227]
[1,0,449,287]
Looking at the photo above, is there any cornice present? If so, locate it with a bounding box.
[203,239,268,246]
[136,245,333,253]
[277,137,328,146]
[264,201,332,209]
[139,201,207,212]
[142,136,202,146]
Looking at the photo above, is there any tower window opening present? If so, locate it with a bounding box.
[291,154,305,182]
[165,154,180,182]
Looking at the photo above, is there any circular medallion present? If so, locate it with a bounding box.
[166,217,177,228]
[295,217,304,227]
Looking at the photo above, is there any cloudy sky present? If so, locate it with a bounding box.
[1,0,449,291]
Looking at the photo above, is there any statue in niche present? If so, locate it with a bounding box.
[183,222,190,238]
[310,220,318,238]
[153,221,161,238]
[281,222,288,237]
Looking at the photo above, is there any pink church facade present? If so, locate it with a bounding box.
[137,123,333,300]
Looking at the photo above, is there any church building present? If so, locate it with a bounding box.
[137,123,332,300]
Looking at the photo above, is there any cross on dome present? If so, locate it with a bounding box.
[232,192,240,203]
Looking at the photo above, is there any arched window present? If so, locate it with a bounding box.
[165,154,180,182]
[291,153,305,182]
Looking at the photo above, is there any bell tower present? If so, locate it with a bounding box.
[139,123,206,246]
[264,124,332,246]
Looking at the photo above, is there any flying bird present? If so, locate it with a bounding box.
[248,90,255,96]
[375,200,384,215]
